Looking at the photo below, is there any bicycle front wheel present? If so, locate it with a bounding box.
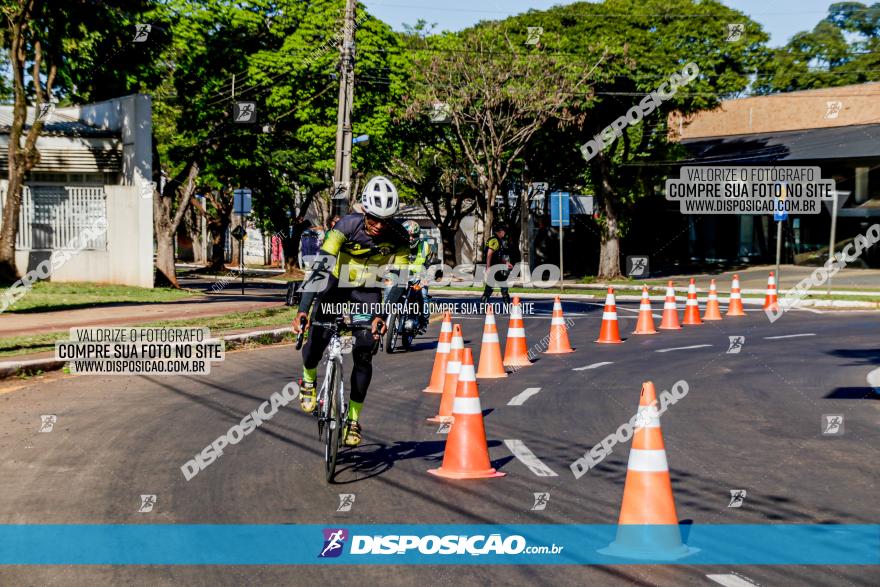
[324,360,344,482]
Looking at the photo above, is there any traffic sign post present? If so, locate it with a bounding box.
[551,192,570,292]
[773,188,788,285]
[233,189,252,295]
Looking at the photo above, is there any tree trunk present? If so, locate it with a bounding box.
[597,188,622,279]
[282,235,299,273]
[154,161,199,286]
[440,228,457,266]
[207,216,230,272]
[186,206,206,266]
[0,171,24,283]
[154,227,177,287]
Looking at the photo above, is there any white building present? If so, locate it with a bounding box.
[0,94,153,287]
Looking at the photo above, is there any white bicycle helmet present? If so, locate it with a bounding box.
[361,176,399,218]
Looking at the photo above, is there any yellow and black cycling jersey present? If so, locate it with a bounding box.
[320,213,410,284]
[485,235,510,263]
[297,213,410,316]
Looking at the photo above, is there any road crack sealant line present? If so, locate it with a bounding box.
[0,524,876,564]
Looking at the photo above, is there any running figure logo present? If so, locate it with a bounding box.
[531,492,550,511]
[37,103,55,122]
[525,27,544,45]
[133,24,151,42]
[626,256,649,277]
[726,23,744,42]
[39,415,57,433]
[138,494,156,513]
[822,415,844,435]
[727,336,745,354]
[319,528,349,558]
[234,102,257,123]
[728,489,747,508]
[824,101,843,120]
[336,494,355,512]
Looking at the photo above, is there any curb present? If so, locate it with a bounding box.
[0,327,295,381]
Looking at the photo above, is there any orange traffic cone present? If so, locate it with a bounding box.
[503,297,531,368]
[545,296,574,354]
[599,381,696,560]
[428,324,463,423]
[682,278,702,326]
[595,288,623,344]
[703,279,723,321]
[428,348,505,480]
[632,286,658,335]
[726,274,746,317]
[423,312,453,393]
[476,306,507,378]
[659,281,681,330]
[763,271,778,310]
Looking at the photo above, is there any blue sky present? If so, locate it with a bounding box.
[362,0,834,47]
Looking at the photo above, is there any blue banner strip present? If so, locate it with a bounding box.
[0,524,877,565]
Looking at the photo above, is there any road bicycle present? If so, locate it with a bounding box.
[296,316,380,482]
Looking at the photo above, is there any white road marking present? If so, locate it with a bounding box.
[504,439,558,477]
[706,574,760,587]
[508,387,542,406]
[655,344,713,353]
[867,367,880,393]
[572,362,613,371]
[763,333,816,340]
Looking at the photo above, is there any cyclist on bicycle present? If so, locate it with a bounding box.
[292,176,410,447]
[402,220,434,330]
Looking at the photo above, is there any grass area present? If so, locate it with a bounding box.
[0,306,298,358]
[0,282,200,313]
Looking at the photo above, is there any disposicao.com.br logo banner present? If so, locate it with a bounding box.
[0,524,877,565]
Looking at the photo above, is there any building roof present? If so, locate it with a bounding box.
[680,123,880,164]
[0,106,118,137]
[672,82,880,140]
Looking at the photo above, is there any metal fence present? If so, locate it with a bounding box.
[0,185,107,251]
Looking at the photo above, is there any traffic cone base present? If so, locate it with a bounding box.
[428,349,506,480]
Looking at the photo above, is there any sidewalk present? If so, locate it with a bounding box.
[0,294,284,338]
[561,264,880,295]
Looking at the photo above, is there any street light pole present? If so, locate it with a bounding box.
[332,0,356,217]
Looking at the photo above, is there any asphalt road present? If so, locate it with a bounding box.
[1,295,877,586]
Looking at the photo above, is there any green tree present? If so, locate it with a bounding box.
[502,0,767,277]
[754,2,880,93]
[0,0,164,284]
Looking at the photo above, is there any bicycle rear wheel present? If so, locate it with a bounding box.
[324,360,344,482]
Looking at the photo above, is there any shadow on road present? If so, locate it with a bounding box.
[331,439,512,485]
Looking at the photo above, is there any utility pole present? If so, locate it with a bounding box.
[332,0,356,217]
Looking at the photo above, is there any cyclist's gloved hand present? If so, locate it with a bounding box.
[371,316,387,338]
[293,312,309,334]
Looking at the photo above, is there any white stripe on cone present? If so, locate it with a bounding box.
[551,317,566,325]
[441,322,452,332]
[627,448,669,472]
[458,362,476,381]
[485,314,496,325]
[446,361,461,375]
[482,332,500,343]
[437,342,451,353]
[636,406,661,428]
[508,327,525,337]
[453,396,481,415]
[451,337,464,350]
[602,312,617,320]
[730,292,741,299]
